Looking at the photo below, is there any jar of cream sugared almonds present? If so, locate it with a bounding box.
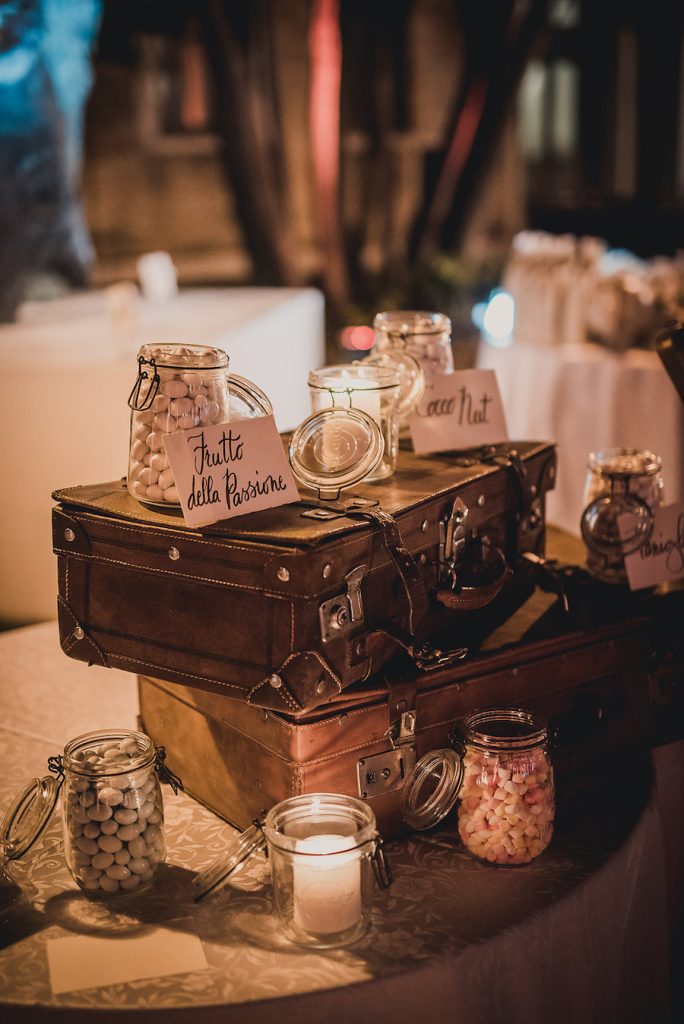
[1,730,178,899]
[127,343,231,508]
[61,731,166,895]
[402,708,555,865]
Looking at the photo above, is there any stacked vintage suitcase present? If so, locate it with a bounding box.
[52,409,684,836]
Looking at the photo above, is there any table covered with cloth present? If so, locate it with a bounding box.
[1,622,683,1024]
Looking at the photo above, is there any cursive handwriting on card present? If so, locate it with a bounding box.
[619,502,684,590]
[408,369,509,454]
[163,414,300,528]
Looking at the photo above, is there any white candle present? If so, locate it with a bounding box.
[292,834,362,935]
[319,371,382,426]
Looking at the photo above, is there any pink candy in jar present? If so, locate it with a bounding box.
[401,708,555,865]
[456,708,554,865]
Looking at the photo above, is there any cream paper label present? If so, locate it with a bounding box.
[408,369,509,454]
[163,414,300,528]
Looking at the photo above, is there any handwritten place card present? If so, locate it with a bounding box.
[163,414,300,528]
[408,369,509,454]
[618,502,684,590]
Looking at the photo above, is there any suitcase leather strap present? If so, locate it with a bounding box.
[347,506,430,634]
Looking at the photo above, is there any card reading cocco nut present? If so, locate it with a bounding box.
[162,414,300,528]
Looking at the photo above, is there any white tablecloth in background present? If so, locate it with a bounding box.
[477,339,684,536]
[0,288,324,626]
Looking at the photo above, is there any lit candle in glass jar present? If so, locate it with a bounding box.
[292,834,362,935]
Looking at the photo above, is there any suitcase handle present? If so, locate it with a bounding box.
[435,542,512,611]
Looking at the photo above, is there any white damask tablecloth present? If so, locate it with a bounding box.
[1,623,683,1024]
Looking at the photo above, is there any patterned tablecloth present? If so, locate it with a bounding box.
[1,623,682,1024]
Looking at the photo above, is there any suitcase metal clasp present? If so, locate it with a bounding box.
[319,564,367,643]
[439,497,469,588]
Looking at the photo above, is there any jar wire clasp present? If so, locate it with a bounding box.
[128,355,161,411]
[154,747,184,794]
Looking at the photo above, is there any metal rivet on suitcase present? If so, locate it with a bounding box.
[74,626,85,640]
[64,528,75,543]
[477,495,486,507]
[419,553,428,565]
[316,678,327,696]
[421,520,428,532]
[322,563,333,578]
[277,567,290,582]
[269,674,283,689]
[168,547,180,561]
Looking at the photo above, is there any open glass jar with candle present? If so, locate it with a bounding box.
[581,447,664,583]
[1,729,180,899]
[307,364,401,480]
[402,708,555,865]
[193,793,391,949]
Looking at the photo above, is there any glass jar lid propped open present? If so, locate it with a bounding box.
[401,748,464,831]
[288,408,384,500]
[358,349,425,419]
[229,374,273,420]
[1,775,62,862]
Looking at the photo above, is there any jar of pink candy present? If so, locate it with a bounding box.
[402,707,555,865]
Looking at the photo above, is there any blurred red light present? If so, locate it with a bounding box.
[340,326,374,350]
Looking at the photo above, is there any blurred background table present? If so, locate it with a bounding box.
[0,288,324,627]
[1,621,682,1024]
[477,338,684,536]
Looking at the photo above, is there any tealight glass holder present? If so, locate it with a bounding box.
[264,794,379,949]
[308,364,401,479]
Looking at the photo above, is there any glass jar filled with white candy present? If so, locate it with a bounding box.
[1,729,181,899]
[127,343,231,508]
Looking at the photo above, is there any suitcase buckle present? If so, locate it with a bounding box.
[319,564,367,643]
[439,497,469,587]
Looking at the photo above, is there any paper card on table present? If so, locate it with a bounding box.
[46,923,208,995]
[618,501,684,590]
[408,369,509,454]
[163,414,300,528]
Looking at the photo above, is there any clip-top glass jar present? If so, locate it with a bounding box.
[1,729,176,899]
[373,311,453,415]
[127,343,231,508]
[193,793,392,949]
[402,708,555,865]
[581,447,664,584]
[307,364,401,480]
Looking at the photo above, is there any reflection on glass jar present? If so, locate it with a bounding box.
[455,709,554,866]
[581,447,664,584]
[62,730,166,897]
[263,794,379,949]
[373,311,453,420]
[127,343,230,508]
[308,364,401,479]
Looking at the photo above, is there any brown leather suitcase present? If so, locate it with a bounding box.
[52,441,556,716]
[137,538,684,836]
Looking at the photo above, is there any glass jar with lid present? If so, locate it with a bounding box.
[307,364,401,480]
[581,447,664,584]
[402,707,555,865]
[193,792,391,949]
[127,344,272,510]
[373,311,454,395]
[128,343,231,508]
[1,729,179,899]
